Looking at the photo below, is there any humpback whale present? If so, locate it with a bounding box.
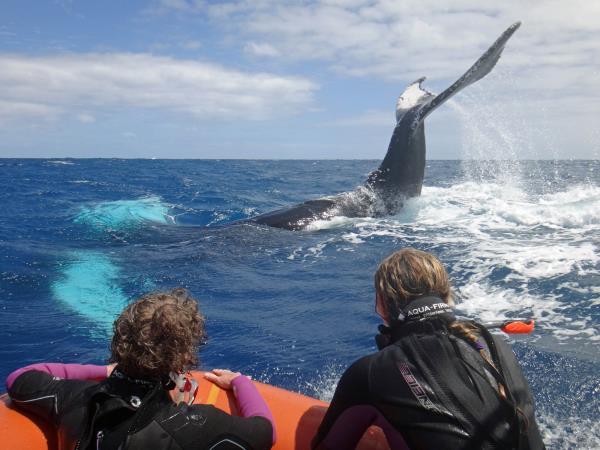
[252,22,521,230]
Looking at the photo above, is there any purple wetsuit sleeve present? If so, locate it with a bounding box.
[312,356,410,450]
[318,405,409,450]
[231,375,277,444]
[6,363,107,390]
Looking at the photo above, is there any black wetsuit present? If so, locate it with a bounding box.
[8,369,273,450]
[313,301,545,450]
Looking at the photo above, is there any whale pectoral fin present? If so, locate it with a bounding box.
[253,198,336,229]
[417,21,521,122]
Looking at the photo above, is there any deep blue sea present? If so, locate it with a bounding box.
[1,159,598,449]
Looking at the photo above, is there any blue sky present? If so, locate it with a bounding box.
[1,0,599,159]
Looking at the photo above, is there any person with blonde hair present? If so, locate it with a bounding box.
[7,288,275,450]
[313,248,544,450]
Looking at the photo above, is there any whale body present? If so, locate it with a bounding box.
[252,22,521,230]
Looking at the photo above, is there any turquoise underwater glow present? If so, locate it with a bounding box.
[51,251,129,335]
[55,197,167,334]
[74,196,172,231]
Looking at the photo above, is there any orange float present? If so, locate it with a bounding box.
[0,371,390,450]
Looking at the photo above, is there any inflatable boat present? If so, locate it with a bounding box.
[0,370,390,449]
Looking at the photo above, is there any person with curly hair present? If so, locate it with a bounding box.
[6,288,275,450]
[312,248,545,450]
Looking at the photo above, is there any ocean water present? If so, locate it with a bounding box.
[0,158,598,449]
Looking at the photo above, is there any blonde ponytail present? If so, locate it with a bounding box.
[448,321,507,400]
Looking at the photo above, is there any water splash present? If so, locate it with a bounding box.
[303,362,346,402]
[449,85,560,191]
[292,182,600,349]
[538,414,600,450]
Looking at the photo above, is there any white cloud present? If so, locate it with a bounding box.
[244,42,280,57]
[0,100,61,122]
[77,113,95,123]
[0,53,318,123]
[155,0,204,12]
[150,1,600,97]
[194,1,600,82]
[182,40,202,50]
[161,0,599,158]
[330,109,393,127]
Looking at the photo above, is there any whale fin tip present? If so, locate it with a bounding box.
[414,22,521,123]
[396,77,434,122]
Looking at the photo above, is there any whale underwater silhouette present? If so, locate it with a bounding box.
[251,22,521,230]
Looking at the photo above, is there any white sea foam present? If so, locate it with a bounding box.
[47,160,75,165]
[538,413,600,450]
[455,282,561,323]
[292,182,600,347]
[305,215,356,231]
[70,179,93,184]
[557,282,600,295]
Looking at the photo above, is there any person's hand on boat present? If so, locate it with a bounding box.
[106,363,117,377]
[204,368,242,390]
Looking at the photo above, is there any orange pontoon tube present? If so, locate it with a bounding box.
[0,371,390,450]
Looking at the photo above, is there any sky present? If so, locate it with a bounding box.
[1,0,599,159]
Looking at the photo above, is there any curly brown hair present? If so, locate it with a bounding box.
[110,288,206,380]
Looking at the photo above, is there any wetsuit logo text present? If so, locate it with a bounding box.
[396,362,440,412]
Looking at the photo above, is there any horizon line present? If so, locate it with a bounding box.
[1,157,598,162]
